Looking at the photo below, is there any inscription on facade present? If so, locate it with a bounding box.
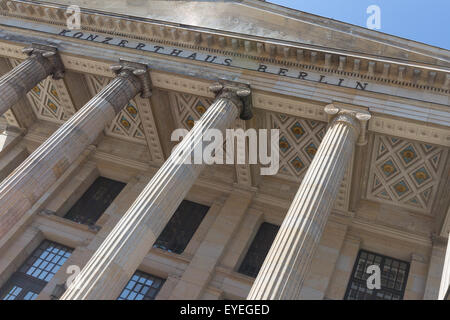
[58,29,369,91]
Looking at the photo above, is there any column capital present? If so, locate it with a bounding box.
[109,60,152,98]
[325,104,371,146]
[209,80,253,120]
[22,43,65,80]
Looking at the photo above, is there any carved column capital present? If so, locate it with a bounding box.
[109,60,152,98]
[325,104,371,146]
[22,43,65,80]
[209,80,253,120]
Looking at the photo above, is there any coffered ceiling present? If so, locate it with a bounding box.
[367,134,448,214]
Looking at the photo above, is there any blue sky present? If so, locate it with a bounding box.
[270,0,449,50]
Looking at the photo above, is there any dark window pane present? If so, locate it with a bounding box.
[0,240,73,300]
[153,200,209,254]
[23,291,38,300]
[3,286,22,300]
[118,271,165,300]
[344,249,410,300]
[64,177,125,225]
[238,222,279,278]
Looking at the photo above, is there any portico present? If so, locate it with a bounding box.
[0,0,449,301]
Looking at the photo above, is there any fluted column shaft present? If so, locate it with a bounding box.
[0,66,145,248]
[61,82,249,300]
[0,44,64,115]
[248,108,367,300]
[439,236,450,300]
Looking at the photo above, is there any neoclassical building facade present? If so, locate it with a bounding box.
[0,0,449,300]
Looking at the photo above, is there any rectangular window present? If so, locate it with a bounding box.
[344,249,410,300]
[153,200,209,254]
[117,271,165,300]
[64,176,126,226]
[238,222,279,278]
[0,240,73,300]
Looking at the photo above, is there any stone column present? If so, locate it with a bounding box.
[422,237,446,299]
[439,236,450,300]
[248,104,370,300]
[0,44,65,116]
[0,60,151,249]
[61,81,252,300]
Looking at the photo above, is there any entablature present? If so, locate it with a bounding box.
[0,33,448,147]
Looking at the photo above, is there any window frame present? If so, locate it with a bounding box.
[0,273,44,300]
[344,249,410,300]
[153,200,209,254]
[0,240,73,300]
[238,222,279,278]
[117,271,165,300]
[64,176,126,226]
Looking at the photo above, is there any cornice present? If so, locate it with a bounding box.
[351,218,432,247]
[1,0,449,94]
[92,150,153,173]
[34,214,97,237]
